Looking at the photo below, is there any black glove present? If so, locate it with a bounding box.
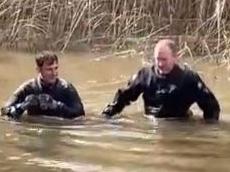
[1,105,23,120]
[22,94,39,109]
[1,94,39,120]
[102,104,116,118]
[38,94,63,110]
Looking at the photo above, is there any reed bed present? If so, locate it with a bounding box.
[0,0,229,60]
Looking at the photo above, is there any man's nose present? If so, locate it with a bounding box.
[158,61,163,67]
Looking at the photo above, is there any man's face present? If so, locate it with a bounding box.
[154,45,177,75]
[38,61,59,84]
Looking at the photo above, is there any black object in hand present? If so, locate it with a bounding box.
[23,94,39,108]
[38,94,62,110]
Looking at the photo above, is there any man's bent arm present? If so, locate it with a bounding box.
[57,84,85,119]
[192,73,220,121]
[1,81,32,119]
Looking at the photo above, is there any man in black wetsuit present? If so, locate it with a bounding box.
[102,39,220,122]
[1,51,85,120]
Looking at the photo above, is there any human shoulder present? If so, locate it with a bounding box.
[179,63,203,85]
[21,78,36,86]
[58,78,76,89]
[137,66,153,77]
[128,66,154,86]
[179,63,197,76]
[57,78,80,98]
[13,78,36,94]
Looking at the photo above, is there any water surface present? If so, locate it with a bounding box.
[0,51,230,172]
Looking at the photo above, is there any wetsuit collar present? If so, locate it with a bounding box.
[37,74,58,89]
[154,64,180,79]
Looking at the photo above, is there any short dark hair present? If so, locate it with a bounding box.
[35,51,58,67]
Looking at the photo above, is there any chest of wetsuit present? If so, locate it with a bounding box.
[143,65,194,117]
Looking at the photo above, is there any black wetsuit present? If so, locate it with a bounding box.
[103,64,220,120]
[3,76,85,119]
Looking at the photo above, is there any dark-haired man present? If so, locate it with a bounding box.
[102,39,220,122]
[1,51,85,120]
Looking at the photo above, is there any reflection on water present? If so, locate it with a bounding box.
[0,51,230,172]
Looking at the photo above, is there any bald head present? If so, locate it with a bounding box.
[154,39,178,57]
[154,39,178,75]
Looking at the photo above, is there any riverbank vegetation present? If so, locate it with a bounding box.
[0,0,229,61]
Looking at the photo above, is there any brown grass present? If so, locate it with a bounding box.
[0,0,229,60]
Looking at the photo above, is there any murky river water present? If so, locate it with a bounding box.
[0,51,230,172]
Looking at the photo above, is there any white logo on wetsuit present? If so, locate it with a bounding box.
[156,84,177,94]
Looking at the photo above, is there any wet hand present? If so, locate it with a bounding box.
[102,104,115,118]
[1,106,21,120]
[1,107,10,116]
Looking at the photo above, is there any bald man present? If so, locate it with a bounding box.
[102,39,220,122]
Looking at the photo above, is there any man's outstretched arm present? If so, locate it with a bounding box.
[102,68,150,117]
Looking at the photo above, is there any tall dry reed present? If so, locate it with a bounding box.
[0,0,229,60]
